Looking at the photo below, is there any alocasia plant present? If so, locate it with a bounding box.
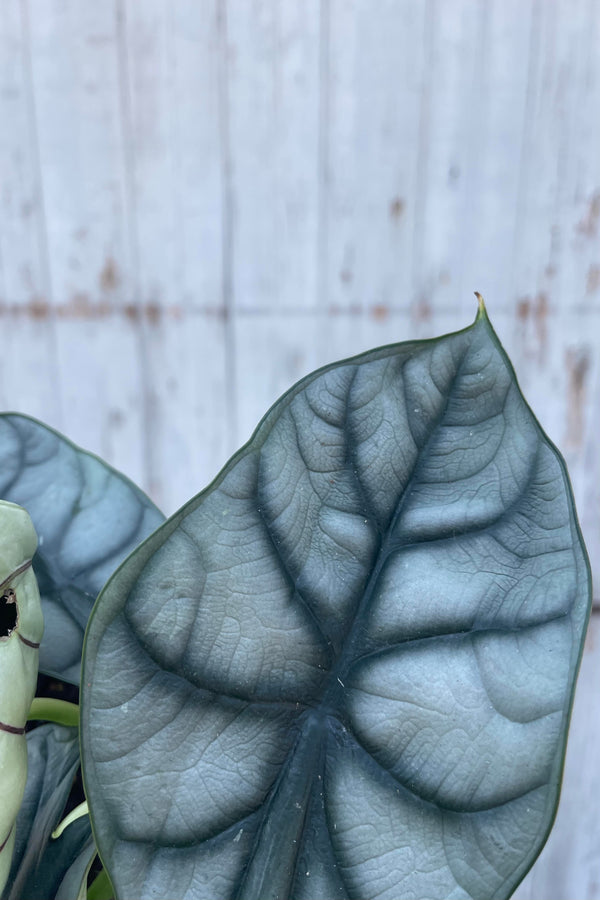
[0,303,592,900]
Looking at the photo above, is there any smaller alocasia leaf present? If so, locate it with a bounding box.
[81,306,591,900]
[0,500,43,896]
[10,816,92,900]
[13,816,93,900]
[54,839,96,900]
[0,415,165,684]
[2,723,91,900]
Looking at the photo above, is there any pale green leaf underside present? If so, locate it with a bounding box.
[81,312,591,900]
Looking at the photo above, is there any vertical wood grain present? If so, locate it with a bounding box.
[322,0,428,315]
[118,0,224,313]
[117,0,230,505]
[0,0,62,424]
[225,0,321,312]
[19,0,147,486]
[407,0,484,323]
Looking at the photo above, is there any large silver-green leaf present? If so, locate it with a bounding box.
[81,309,591,900]
[0,415,165,683]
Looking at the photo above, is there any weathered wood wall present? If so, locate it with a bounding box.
[0,1,598,897]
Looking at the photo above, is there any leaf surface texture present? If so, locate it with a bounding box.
[81,314,591,900]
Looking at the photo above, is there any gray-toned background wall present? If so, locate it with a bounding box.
[1,1,598,896]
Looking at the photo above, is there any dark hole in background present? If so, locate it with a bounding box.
[0,591,18,636]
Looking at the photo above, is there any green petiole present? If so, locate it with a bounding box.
[27,696,80,728]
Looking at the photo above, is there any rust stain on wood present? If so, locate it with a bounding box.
[576,190,600,237]
[389,197,405,220]
[515,292,548,360]
[516,297,530,322]
[534,291,548,352]
[54,293,112,319]
[565,346,591,449]
[121,303,173,324]
[108,409,125,427]
[29,297,50,319]
[371,304,389,321]
[0,297,183,322]
[583,615,596,651]
[146,302,161,325]
[413,296,432,321]
[124,304,139,322]
[586,264,600,294]
[100,257,120,292]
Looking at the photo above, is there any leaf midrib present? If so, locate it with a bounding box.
[233,333,483,900]
[322,335,478,703]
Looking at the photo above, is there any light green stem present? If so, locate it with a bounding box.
[87,866,114,900]
[51,800,89,839]
[28,697,80,728]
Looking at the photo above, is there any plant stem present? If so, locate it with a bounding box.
[28,696,79,728]
[87,867,114,900]
[52,800,89,839]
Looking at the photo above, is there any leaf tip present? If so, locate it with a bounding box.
[474,291,487,321]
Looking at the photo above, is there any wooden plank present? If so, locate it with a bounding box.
[323,0,428,314]
[0,318,62,427]
[225,0,321,311]
[1,308,229,523]
[117,0,229,502]
[456,0,536,311]
[171,0,224,310]
[46,315,146,494]
[8,303,232,518]
[22,0,153,492]
[514,612,600,900]
[26,0,133,309]
[551,0,600,317]
[501,0,600,321]
[0,0,48,307]
[0,0,62,425]
[407,0,484,319]
[141,310,229,514]
[121,0,224,311]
